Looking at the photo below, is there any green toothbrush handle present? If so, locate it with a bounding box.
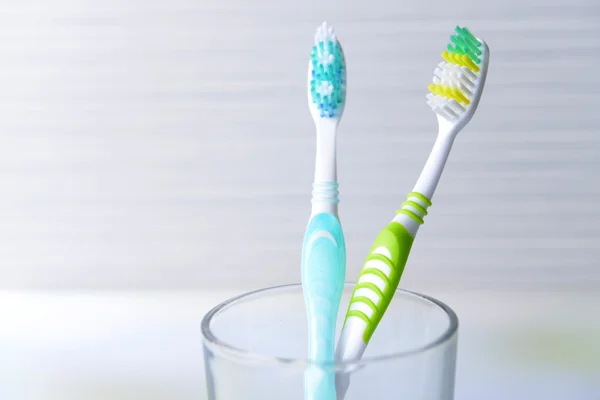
[344,221,415,344]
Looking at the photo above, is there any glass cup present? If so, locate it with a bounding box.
[201,283,458,399]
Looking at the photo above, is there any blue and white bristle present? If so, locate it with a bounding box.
[309,22,346,118]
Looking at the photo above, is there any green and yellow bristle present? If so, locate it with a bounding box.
[427,26,485,121]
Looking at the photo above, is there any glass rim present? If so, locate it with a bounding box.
[201,282,458,369]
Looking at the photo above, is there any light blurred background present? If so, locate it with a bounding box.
[0,0,599,399]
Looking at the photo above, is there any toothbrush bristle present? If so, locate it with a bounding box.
[427,26,486,121]
[310,21,346,118]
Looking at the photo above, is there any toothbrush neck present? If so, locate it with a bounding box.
[314,120,338,183]
[412,133,456,201]
[392,131,456,236]
[311,120,339,217]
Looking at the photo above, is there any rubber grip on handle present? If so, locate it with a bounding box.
[301,212,346,361]
[301,212,346,400]
[343,221,414,344]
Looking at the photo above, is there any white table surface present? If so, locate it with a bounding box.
[1,289,598,400]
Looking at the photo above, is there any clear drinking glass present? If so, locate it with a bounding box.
[201,283,458,400]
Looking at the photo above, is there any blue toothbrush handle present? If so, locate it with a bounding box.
[301,212,346,400]
[302,212,346,361]
[305,366,337,400]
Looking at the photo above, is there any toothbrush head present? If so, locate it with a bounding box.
[307,21,347,123]
[426,26,490,135]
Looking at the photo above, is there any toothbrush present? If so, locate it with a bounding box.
[301,21,347,400]
[335,26,490,399]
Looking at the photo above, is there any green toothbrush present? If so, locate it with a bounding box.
[334,26,490,399]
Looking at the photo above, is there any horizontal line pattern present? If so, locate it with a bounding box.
[0,0,599,289]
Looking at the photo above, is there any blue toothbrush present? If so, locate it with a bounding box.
[301,21,347,400]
